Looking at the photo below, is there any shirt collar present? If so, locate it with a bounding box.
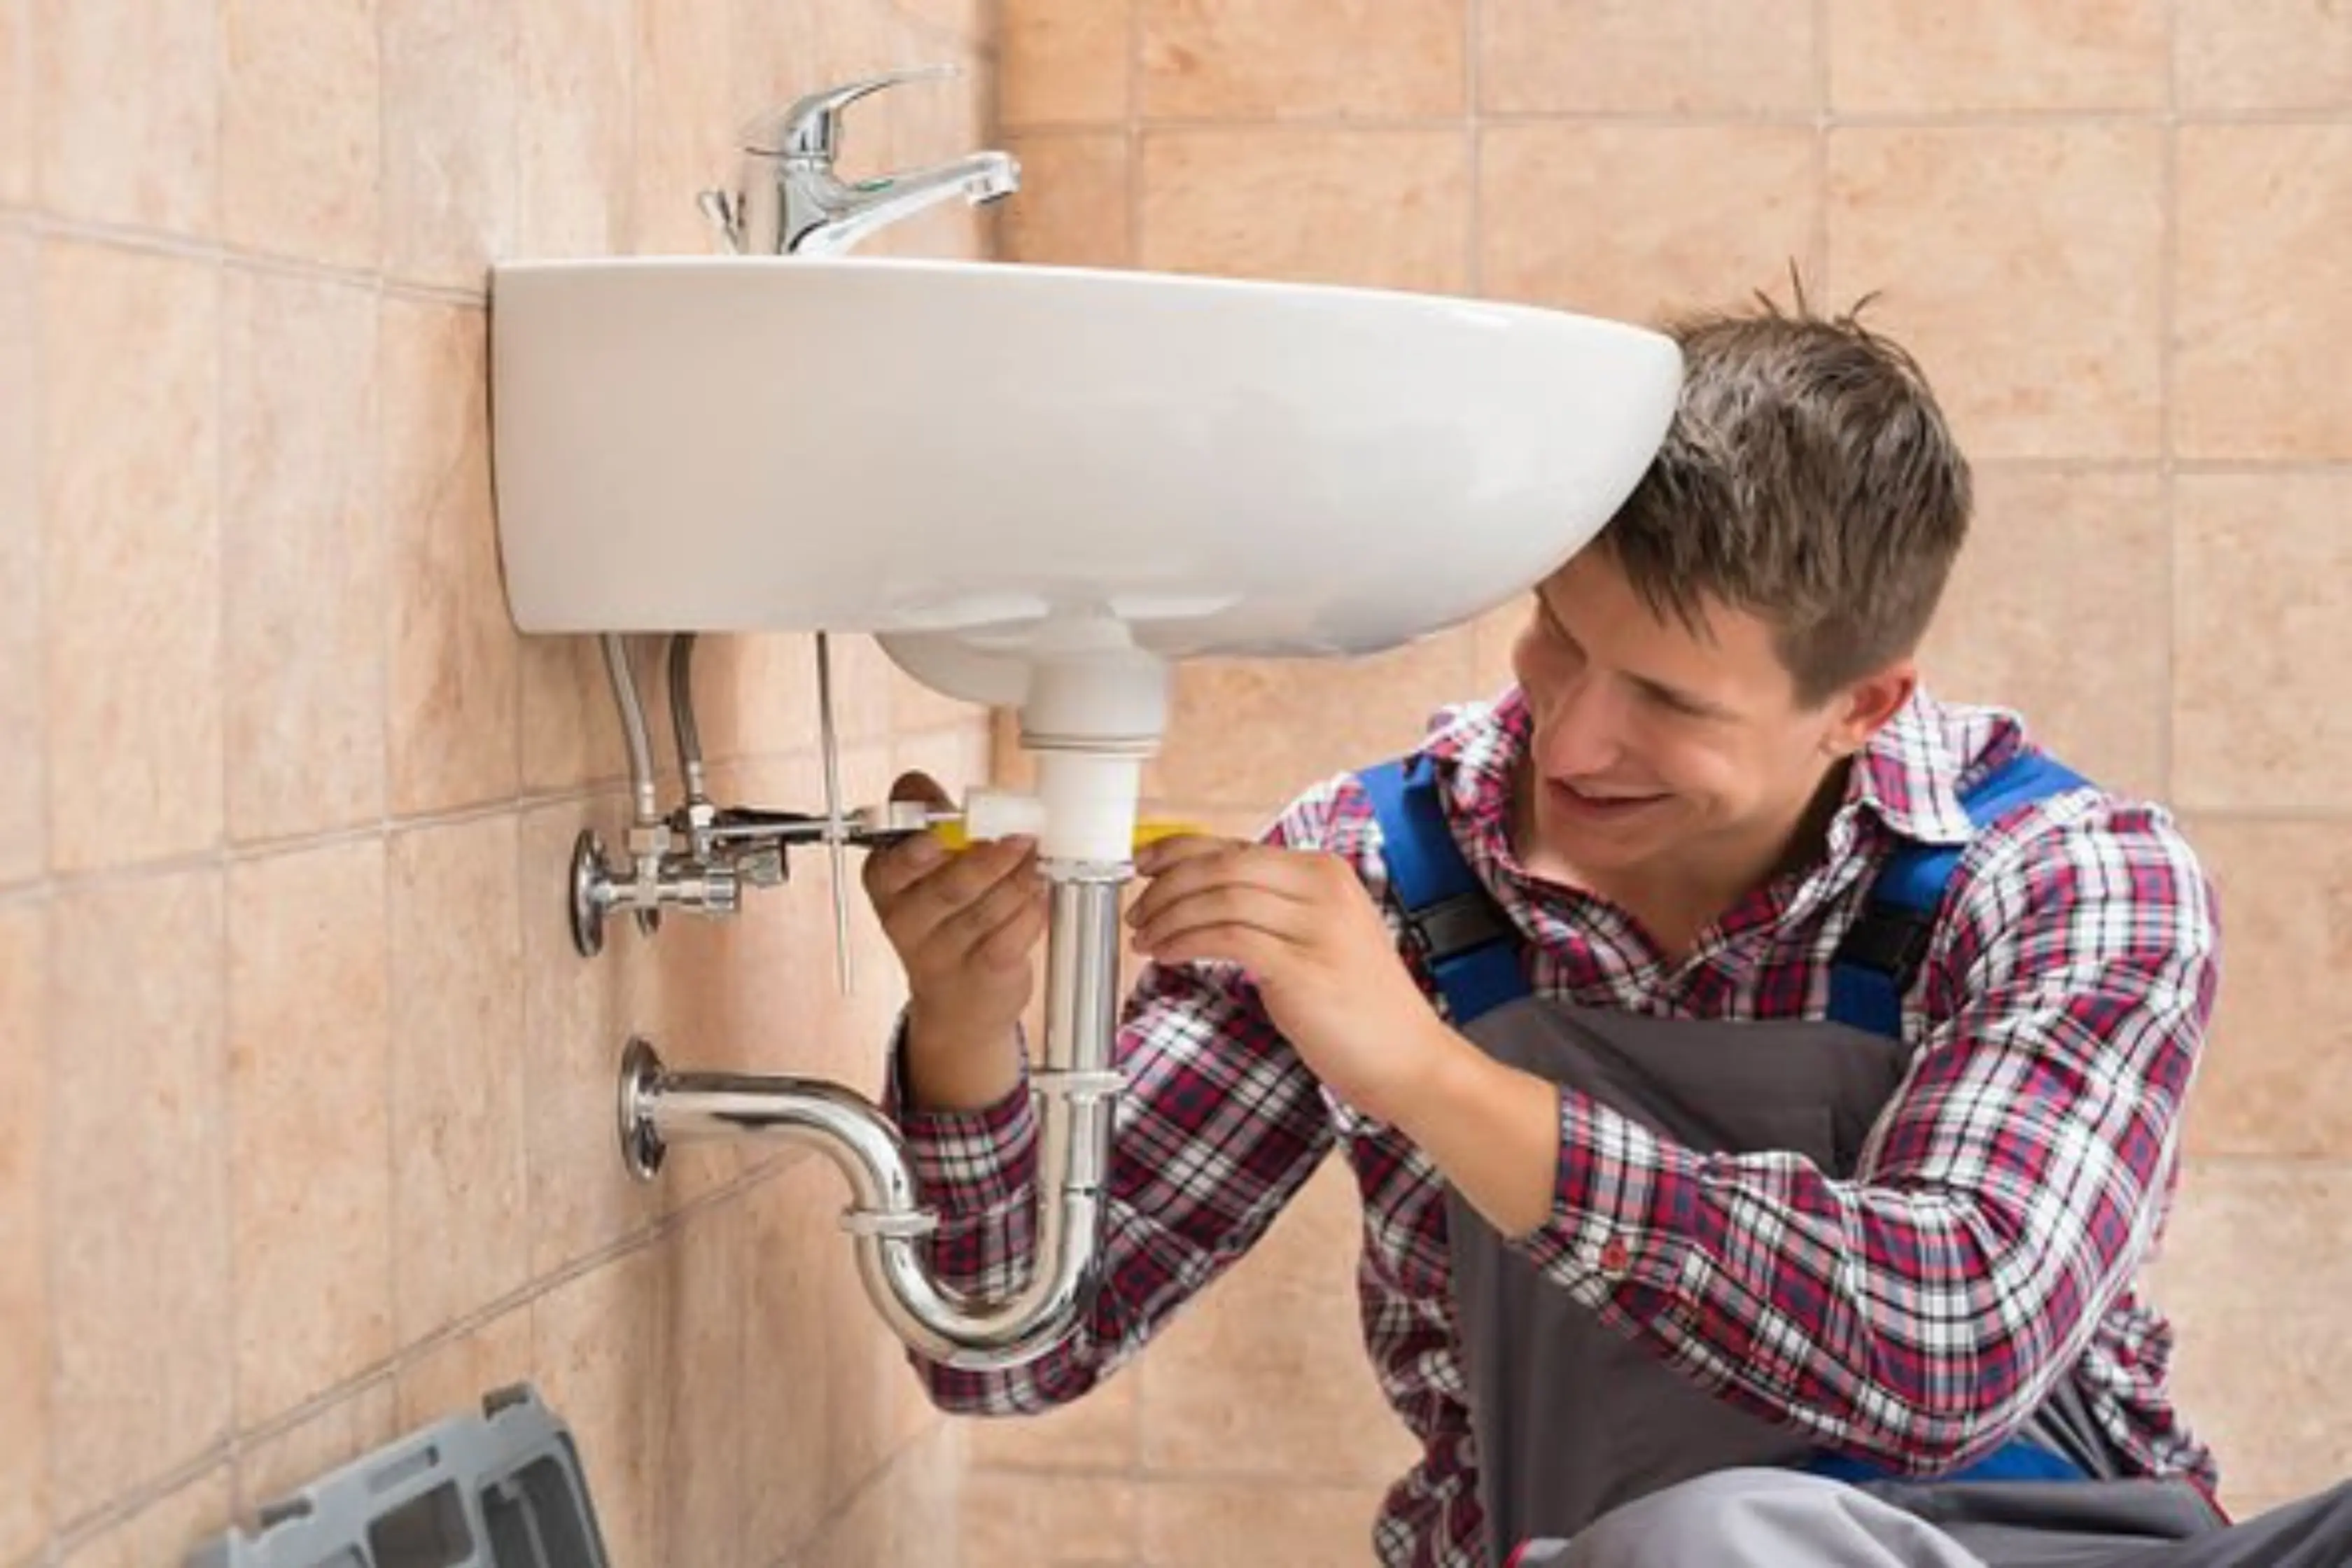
[1842,687,1973,848]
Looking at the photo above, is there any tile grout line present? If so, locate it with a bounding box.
[1126,0,1144,269]
[1464,0,1482,299]
[2171,459,2352,475]
[6,768,661,895]
[499,0,538,1457]
[1812,0,1831,293]
[29,108,59,1568]
[501,0,526,813]
[369,5,402,1522]
[0,207,484,305]
[211,0,247,1503]
[883,102,2352,134]
[508,719,538,1493]
[2159,0,2183,806]
[203,11,246,1525]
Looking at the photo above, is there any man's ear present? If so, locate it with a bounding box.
[1822,659,1916,756]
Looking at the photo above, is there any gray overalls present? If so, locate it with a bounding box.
[1360,752,2352,1567]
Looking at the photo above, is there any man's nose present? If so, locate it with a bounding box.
[1533,676,1625,778]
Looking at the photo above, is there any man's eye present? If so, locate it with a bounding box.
[1654,692,1714,720]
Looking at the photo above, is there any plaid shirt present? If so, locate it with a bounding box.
[894,687,2221,1567]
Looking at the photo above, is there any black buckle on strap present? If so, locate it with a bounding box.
[1407,891,1511,963]
[1835,899,1937,979]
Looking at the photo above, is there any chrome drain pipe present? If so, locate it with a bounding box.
[618,869,1125,1370]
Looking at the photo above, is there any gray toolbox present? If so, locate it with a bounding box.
[185,1383,612,1567]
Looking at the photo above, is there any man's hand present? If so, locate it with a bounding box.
[860,771,1045,1110]
[1126,834,1455,1123]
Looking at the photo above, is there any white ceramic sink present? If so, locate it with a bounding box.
[489,256,1680,666]
[491,255,1679,864]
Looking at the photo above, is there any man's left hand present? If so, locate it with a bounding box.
[1127,834,1454,1122]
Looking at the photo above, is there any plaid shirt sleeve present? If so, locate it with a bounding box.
[888,811,1340,1414]
[1516,793,2220,1473]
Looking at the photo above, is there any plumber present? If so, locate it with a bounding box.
[861,293,2352,1567]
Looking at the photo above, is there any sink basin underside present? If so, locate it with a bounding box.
[490,256,1681,663]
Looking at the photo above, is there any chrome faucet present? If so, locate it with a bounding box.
[699,64,1021,258]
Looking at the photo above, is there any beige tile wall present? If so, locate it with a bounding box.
[982,0,2352,1558]
[0,1,997,1564]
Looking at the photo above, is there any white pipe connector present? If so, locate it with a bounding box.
[960,788,1048,842]
[1030,753,1144,867]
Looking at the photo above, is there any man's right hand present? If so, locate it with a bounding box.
[861,771,1048,1112]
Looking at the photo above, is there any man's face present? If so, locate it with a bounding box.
[1510,549,1894,889]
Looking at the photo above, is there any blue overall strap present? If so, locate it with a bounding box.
[1826,748,2093,1040]
[1808,1436,2085,1488]
[1357,755,1530,1027]
[1809,744,2097,1490]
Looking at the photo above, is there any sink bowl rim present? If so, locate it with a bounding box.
[487,252,1665,342]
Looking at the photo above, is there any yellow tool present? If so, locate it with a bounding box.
[929,817,1204,853]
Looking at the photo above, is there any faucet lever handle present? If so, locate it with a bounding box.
[747,64,963,163]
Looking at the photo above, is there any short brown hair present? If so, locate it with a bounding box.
[1602,286,1970,705]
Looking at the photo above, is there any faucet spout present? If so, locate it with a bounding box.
[782,149,1021,258]
[711,68,1021,256]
